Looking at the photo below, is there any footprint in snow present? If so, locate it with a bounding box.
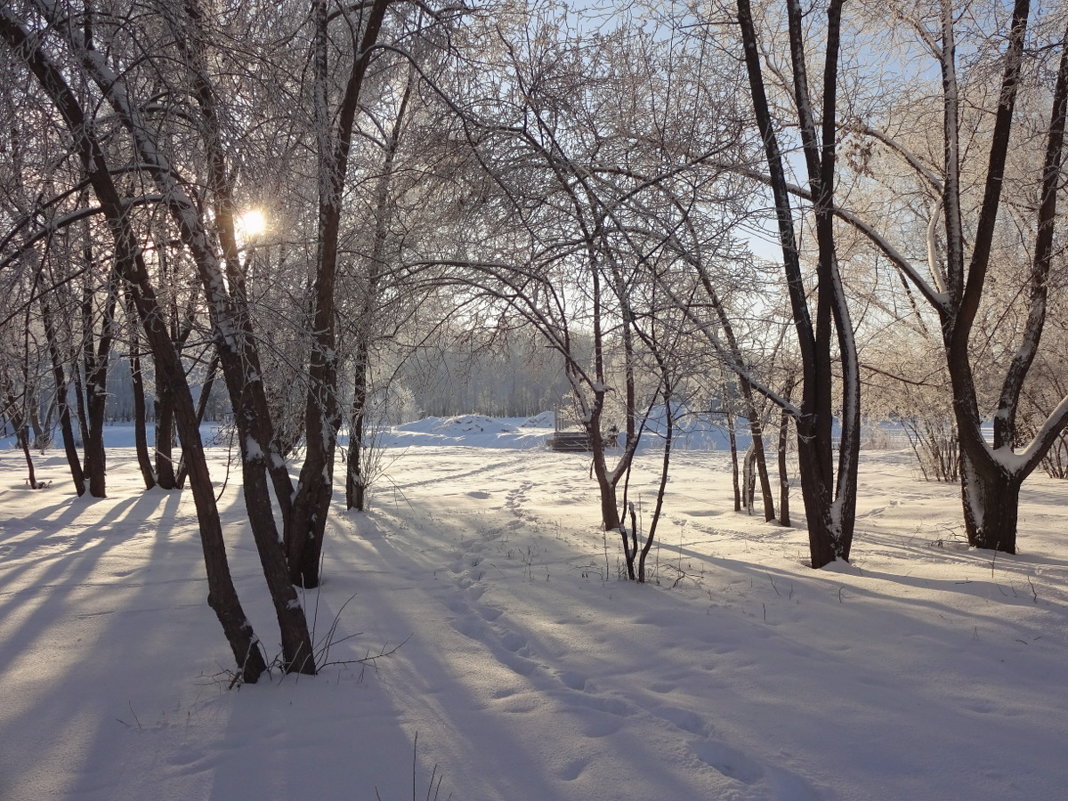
[692,740,763,784]
[654,704,710,737]
[500,630,527,654]
[558,670,587,691]
[557,756,589,782]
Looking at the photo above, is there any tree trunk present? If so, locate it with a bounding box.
[736,0,857,568]
[345,342,370,510]
[749,421,776,522]
[795,429,839,567]
[72,357,90,460]
[155,385,177,489]
[129,343,157,490]
[41,299,85,495]
[742,445,757,513]
[638,385,674,583]
[959,449,1022,553]
[125,293,157,490]
[82,268,119,498]
[727,405,741,512]
[175,356,219,489]
[343,62,414,513]
[6,396,39,489]
[778,404,791,527]
[287,0,391,588]
[19,425,39,488]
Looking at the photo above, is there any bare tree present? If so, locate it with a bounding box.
[729,0,862,567]
[841,0,1068,552]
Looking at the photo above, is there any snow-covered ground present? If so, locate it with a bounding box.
[2,417,1066,801]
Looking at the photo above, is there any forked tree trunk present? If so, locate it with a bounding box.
[736,0,859,568]
[135,0,318,670]
[938,6,1067,554]
[287,0,391,588]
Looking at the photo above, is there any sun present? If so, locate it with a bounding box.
[237,208,267,239]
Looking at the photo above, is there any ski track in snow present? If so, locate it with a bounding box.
[2,427,1068,801]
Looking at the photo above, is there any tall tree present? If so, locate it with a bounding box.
[286,0,392,587]
[733,0,862,567]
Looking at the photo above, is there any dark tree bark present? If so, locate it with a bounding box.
[154,384,177,489]
[41,298,85,494]
[345,59,414,513]
[778,397,793,528]
[5,392,40,489]
[81,265,118,498]
[726,399,741,512]
[175,355,219,489]
[936,5,1068,553]
[346,343,371,511]
[638,382,674,583]
[126,299,157,490]
[125,0,318,671]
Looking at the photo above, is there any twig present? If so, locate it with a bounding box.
[318,634,412,670]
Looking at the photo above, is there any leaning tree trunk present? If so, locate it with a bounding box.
[138,0,318,671]
[175,355,219,489]
[6,395,39,489]
[747,415,776,522]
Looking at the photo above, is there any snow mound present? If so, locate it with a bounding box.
[519,411,555,428]
[372,414,553,449]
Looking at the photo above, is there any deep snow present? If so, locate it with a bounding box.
[1,417,1067,801]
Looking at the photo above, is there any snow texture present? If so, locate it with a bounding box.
[2,422,1067,801]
